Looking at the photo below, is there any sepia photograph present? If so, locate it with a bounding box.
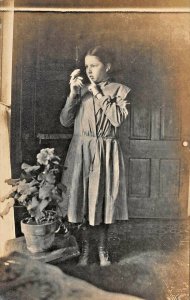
[0,1,190,299]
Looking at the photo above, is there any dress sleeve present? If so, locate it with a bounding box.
[60,95,81,127]
[96,85,131,127]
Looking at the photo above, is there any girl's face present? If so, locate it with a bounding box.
[85,55,109,83]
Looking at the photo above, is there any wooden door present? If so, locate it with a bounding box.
[119,45,189,218]
[11,13,77,175]
[12,13,190,218]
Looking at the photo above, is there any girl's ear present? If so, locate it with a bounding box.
[106,63,111,72]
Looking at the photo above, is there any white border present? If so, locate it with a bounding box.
[0,7,190,12]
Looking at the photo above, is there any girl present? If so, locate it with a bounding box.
[60,46,131,266]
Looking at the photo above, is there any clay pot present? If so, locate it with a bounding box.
[21,217,58,253]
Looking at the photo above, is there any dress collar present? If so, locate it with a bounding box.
[97,78,111,89]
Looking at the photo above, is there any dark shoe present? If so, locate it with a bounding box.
[78,240,89,266]
[98,246,111,266]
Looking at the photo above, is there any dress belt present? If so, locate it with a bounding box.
[73,134,117,140]
[73,134,118,172]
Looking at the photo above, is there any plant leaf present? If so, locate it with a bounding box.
[27,197,50,222]
[57,182,67,192]
[39,199,49,212]
[45,173,56,184]
[18,194,28,203]
[27,196,43,220]
[5,178,20,186]
[39,183,54,199]
[21,163,40,173]
[27,196,39,210]
[0,199,15,218]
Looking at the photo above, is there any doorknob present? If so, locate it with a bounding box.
[182,141,189,147]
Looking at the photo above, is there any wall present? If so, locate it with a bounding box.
[0,8,15,257]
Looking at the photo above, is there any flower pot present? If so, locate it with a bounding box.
[21,218,57,253]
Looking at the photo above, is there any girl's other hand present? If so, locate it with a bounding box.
[88,78,100,97]
[69,69,84,98]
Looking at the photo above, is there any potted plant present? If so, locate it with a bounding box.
[4,148,66,253]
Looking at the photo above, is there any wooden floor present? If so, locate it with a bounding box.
[54,219,190,300]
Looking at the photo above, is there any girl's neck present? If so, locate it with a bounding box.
[97,75,110,85]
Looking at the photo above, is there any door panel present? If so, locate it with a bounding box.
[131,106,151,139]
[161,104,181,140]
[159,159,180,196]
[129,159,151,197]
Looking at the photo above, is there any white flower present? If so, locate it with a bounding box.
[37,148,55,165]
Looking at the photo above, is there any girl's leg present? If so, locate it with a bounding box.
[78,224,90,266]
[94,224,111,266]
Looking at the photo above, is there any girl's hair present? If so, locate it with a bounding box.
[85,45,113,65]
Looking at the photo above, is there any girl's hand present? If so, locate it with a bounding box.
[88,78,100,97]
[69,69,84,98]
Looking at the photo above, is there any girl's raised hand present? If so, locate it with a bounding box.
[69,69,84,97]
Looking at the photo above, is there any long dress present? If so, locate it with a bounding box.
[59,80,131,226]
